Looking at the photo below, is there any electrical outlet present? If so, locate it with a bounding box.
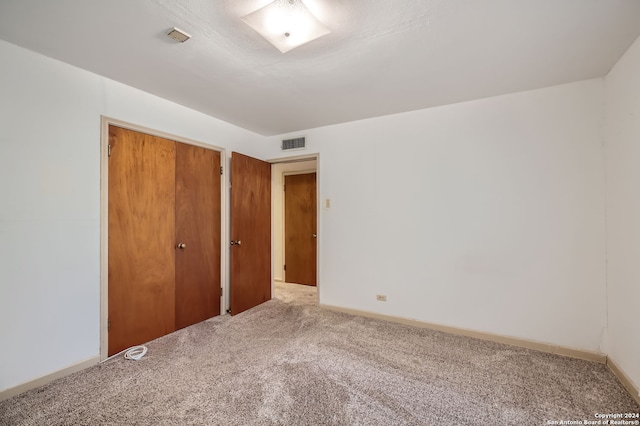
[376,294,387,302]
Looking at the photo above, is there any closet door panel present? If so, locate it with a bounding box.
[108,126,176,356]
[175,143,221,329]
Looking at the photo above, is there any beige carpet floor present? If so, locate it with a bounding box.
[1,282,637,425]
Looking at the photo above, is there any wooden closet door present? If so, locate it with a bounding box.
[108,126,176,356]
[175,143,221,329]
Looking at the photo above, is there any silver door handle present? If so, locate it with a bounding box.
[176,243,186,249]
[312,234,317,238]
[230,240,242,246]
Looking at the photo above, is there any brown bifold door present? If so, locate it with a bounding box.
[175,143,221,329]
[108,126,176,356]
[108,125,222,356]
[284,173,317,286]
[230,152,271,315]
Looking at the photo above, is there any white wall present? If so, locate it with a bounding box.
[256,79,607,352]
[604,34,640,393]
[0,40,261,392]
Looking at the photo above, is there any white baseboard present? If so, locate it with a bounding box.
[607,357,640,405]
[0,356,100,401]
[320,304,607,364]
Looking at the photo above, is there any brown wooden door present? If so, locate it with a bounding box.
[175,143,221,329]
[230,152,271,315]
[109,126,222,356]
[284,173,317,286]
[108,126,176,356]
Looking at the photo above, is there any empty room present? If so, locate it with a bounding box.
[1,1,639,424]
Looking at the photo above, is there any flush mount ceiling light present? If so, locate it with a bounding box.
[241,0,330,53]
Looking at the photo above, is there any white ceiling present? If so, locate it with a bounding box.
[1,0,640,136]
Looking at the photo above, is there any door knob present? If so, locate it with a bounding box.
[230,240,242,246]
[312,234,317,238]
[176,243,186,249]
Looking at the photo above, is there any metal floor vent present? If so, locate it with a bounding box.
[281,137,306,151]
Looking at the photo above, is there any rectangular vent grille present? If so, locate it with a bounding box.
[281,137,306,151]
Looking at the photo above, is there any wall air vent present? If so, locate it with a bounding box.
[281,137,306,151]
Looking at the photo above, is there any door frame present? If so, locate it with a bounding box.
[99,116,227,361]
[268,153,320,304]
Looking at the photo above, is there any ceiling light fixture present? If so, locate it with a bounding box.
[241,0,330,53]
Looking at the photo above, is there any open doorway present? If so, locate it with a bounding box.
[271,157,318,304]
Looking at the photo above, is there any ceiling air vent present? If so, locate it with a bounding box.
[281,137,306,151]
[167,27,191,43]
